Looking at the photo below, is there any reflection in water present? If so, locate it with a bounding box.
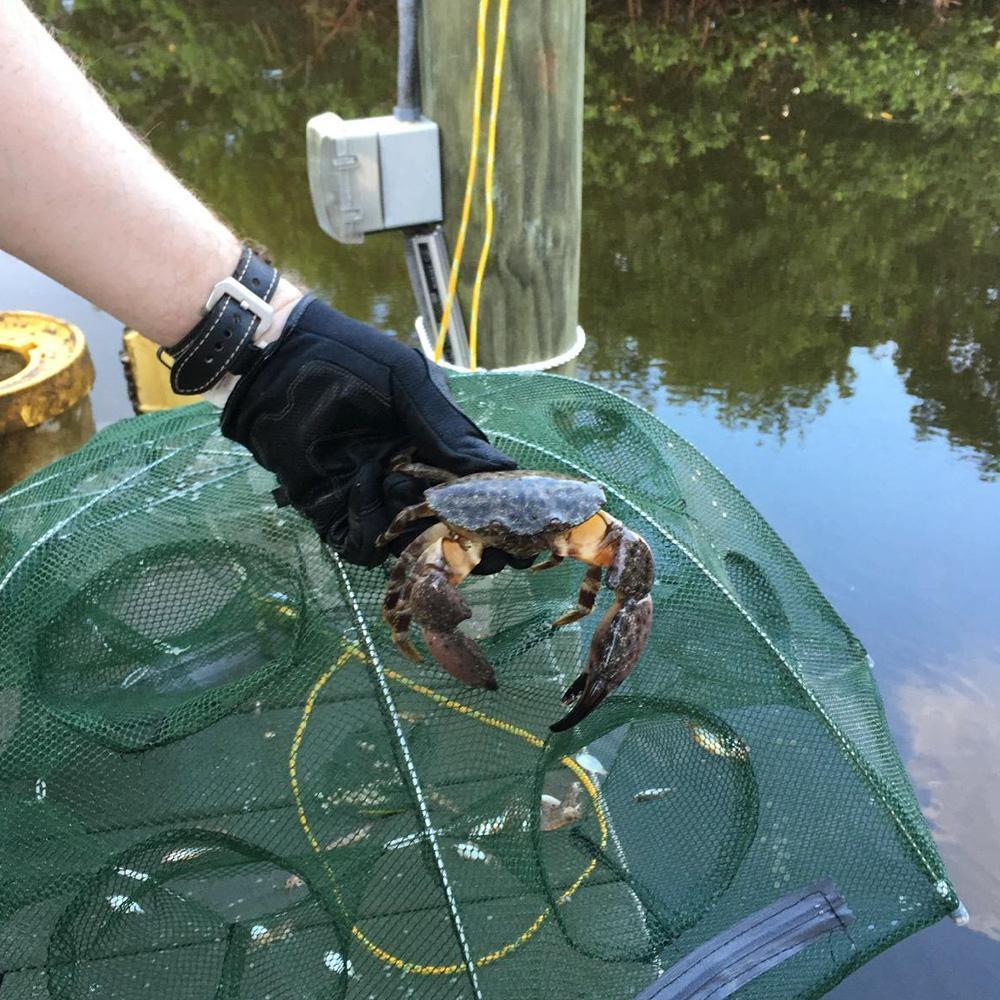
[898,658,1000,941]
[579,8,1000,475]
[0,398,95,492]
[23,0,1000,477]
[895,312,1000,478]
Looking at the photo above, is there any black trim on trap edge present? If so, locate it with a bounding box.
[634,879,854,1000]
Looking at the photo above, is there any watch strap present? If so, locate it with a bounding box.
[164,246,280,395]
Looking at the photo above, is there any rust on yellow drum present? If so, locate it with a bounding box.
[0,311,95,435]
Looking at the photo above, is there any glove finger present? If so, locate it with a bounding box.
[296,484,349,555]
[383,469,430,516]
[381,470,436,556]
[341,462,395,568]
[470,547,508,576]
[387,519,436,557]
[508,554,537,571]
[470,549,537,576]
[408,410,515,477]
[470,548,514,576]
[394,353,517,476]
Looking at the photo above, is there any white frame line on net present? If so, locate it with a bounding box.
[332,556,486,999]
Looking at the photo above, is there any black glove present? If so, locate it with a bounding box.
[221,295,525,571]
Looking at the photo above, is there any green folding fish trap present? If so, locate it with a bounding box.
[0,373,959,999]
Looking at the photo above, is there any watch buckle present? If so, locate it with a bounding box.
[204,276,274,335]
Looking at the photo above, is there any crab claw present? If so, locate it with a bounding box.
[550,594,653,732]
[421,629,498,689]
[409,563,497,689]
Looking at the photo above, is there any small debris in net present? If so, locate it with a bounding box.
[160,845,215,864]
[325,824,373,850]
[326,783,389,809]
[323,951,356,976]
[633,787,673,803]
[688,722,750,760]
[120,666,151,689]
[385,832,425,851]
[454,841,492,863]
[574,751,608,777]
[541,782,585,831]
[429,789,461,813]
[115,867,150,881]
[469,811,508,838]
[106,895,143,914]
[249,920,293,950]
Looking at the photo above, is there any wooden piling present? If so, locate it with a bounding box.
[419,0,585,370]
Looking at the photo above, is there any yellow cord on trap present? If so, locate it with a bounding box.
[288,641,609,975]
[433,0,512,371]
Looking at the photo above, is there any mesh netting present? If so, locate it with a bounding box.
[0,373,955,999]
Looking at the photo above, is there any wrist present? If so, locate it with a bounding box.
[268,279,306,342]
[200,276,305,408]
[163,245,299,404]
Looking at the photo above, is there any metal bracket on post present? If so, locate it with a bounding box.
[404,227,471,369]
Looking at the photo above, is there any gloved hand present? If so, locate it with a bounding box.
[221,294,526,572]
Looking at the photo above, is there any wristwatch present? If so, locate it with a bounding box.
[160,245,281,396]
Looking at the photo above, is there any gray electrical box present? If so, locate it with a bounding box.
[306,112,443,245]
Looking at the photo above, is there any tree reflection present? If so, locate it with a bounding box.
[27,0,1000,474]
[31,0,413,324]
[581,6,1000,472]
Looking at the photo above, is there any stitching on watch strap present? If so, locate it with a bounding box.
[183,311,257,394]
[170,247,278,394]
[171,246,255,386]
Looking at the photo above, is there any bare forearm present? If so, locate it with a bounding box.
[0,0,299,346]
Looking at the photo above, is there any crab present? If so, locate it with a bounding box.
[377,466,654,732]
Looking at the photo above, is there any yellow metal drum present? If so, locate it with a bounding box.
[120,328,201,413]
[0,311,95,434]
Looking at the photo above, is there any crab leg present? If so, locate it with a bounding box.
[551,593,653,732]
[383,524,448,661]
[552,564,602,627]
[392,462,459,485]
[549,512,654,732]
[530,554,564,572]
[378,501,436,547]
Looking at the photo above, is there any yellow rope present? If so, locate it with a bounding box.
[288,641,610,975]
[468,0,511,371]
[433,0,511,370]
[384,668,544,748]
[432,0,491,363]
